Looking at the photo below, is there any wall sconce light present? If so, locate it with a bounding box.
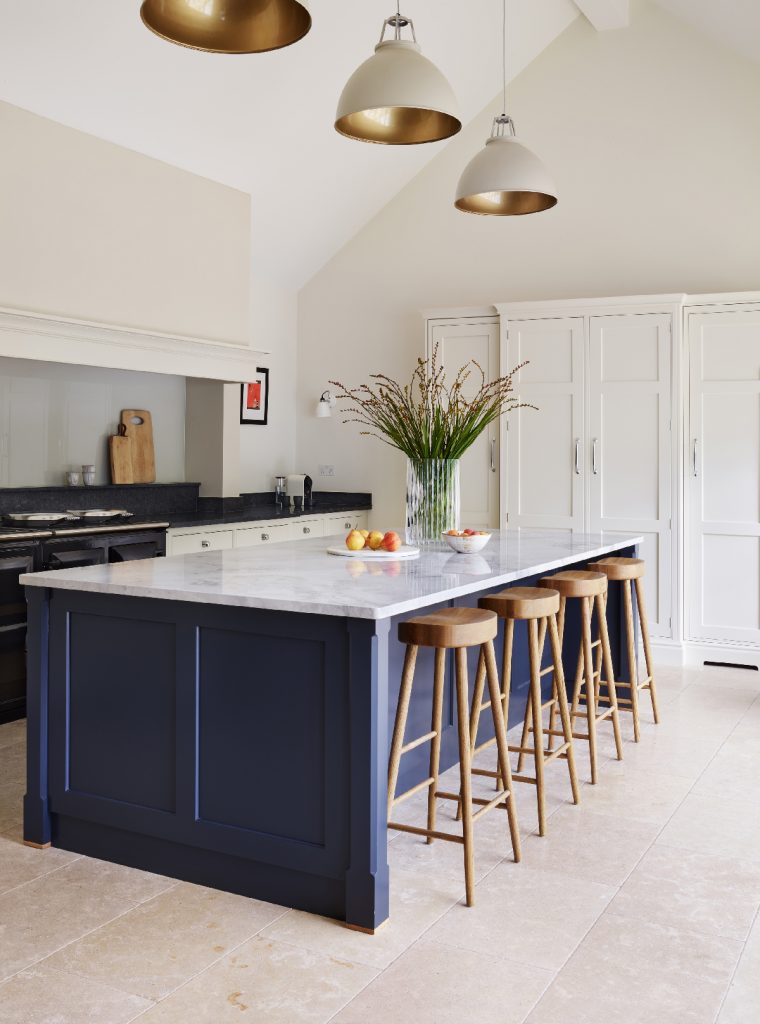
[316,390,336,418]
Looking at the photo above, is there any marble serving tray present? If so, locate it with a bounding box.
[326,545,420,560]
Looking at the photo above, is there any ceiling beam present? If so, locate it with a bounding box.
[573,0,630,31]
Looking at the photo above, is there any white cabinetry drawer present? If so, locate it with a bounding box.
[234,523,294,548]
[325,512,369,534]
[294,518,325,540]
[170,530,234,555]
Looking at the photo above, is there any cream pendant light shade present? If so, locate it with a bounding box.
[455,116,557,215]
[140,0,311,54]
[455,0,556,216]
[335,11,461,145]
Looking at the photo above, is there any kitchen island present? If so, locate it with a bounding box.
[22,529,641,931]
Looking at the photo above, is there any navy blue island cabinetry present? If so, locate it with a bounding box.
[22,529,640,932]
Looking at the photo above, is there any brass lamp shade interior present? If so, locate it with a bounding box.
[140,0,311,54]
[455,190,557,216]
[335,107,461,146]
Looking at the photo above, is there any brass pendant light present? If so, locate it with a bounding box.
[140,0,311,55]
[335,4,460,145]
[455,0,557,215]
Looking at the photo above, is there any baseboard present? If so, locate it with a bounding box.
[649,638,760,671]
[648,638,686,667]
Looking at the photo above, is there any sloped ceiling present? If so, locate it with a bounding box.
[0,1,756,291]
[0,0,578,288]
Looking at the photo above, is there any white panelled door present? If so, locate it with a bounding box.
[505,317,586,535]
[588,314,672,637]
[688,307,760,645]
[428,319,500,529]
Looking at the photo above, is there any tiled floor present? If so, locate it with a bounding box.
[0,663,758,1023]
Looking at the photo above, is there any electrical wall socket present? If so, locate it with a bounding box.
[319,464,335,477]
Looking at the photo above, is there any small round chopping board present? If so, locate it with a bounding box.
[327,545,420,560]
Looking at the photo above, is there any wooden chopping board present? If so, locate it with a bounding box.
[119,409,155,483]
[109,424,133,484]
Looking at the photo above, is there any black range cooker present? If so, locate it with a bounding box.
[0,519,168,723]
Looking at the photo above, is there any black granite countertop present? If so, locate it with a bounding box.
[163,501,371,530]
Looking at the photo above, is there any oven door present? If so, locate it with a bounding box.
[0,548,35,722]
[41,540,108,571]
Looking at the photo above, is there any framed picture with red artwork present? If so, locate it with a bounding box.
[240,368,269,426]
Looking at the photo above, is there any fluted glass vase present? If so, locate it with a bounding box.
[405,458,461,546]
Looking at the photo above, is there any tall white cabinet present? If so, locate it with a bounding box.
[497,298,679,640]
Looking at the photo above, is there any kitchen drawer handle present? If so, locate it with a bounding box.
[344,522,351,529]
[693,438,698,477]
[303,527,310,534]
[262,533,270,541]
[592,438,599,475]
[490,439,497,473]
[201,540,210,548]
[574,438,581,475]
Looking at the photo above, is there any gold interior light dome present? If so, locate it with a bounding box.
[140,0,311,54]
[335,12,461,145]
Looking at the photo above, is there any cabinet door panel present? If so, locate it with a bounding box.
[505,317,585,533]
[689,307,760,644]
[429,320,500,529]
[589,313,672,638]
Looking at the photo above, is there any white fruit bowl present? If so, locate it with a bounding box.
[442,531,492,554]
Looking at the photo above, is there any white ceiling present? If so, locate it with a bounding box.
[0,0,578,288]
[0,1,756,290]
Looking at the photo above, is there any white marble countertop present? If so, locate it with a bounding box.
[21,530,643,620]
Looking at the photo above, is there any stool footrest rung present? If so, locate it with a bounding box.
[389,776,434,809]
[400,730,437,755]
[512,774,538,785]
[472,791,512,821]
[388,821,463,844]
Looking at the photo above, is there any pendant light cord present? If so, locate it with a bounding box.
[502,0,507,117]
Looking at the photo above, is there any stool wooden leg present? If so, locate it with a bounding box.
[496,619,515,789]
[548,612,579,805]
[528,618,547,836]
[456,648,487,823]
[622,580,642,742]
[455,648,475,906]
[581,597,599,785]
[596,593,623,761]
[426,647,446,844]
[635,577,661,725]
[516,669,533,775]
[484,640,521,863]
[387,644,418,819]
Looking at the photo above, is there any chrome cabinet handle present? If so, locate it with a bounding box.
[490,439,497,473]
[344,522,351,529]
[303,527,310,534]
[592,438,599,475]
[201,540,210,548]
[693,439,698,477]
[262,533,270,541]
[574,438,581,475]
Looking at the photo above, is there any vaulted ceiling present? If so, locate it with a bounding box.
[0,1,756,289]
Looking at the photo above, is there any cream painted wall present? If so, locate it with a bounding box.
[239,278,298,493]
[296,0,760,527]
[0,357,185,487]
[0,100,250,345]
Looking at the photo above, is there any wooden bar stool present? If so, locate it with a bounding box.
[474,587,579,837]
[589,557,661,741]
[388,607,521,907]
[538,571,624,784]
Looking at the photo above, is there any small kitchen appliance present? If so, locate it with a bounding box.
[286,474,306,509]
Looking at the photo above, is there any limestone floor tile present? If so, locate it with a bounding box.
[656,791,760,863]
[0,741,25,782]
[611,844,760,941]
[0,719,25,751]
[0,832,79,895]
[0,780,24,834]
[129,935,377,1024]
[520,804,658,886]
[423,862,616,971]
[45,882,286,1002]
[46,854,177,905]
[525,914,742,1024]
[332,939,552,1024]
[567,759,693,825]
[691,730,760,803]
[717,913,760,1023]
[260,867,462,971]
[0,964,152,1024]
[593,723,722,779]
[0,861,139,982]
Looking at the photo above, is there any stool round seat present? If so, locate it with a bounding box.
[539,570,607,599]
[591,557,645,581]
[399,607,497,649]
[481,587,560,621]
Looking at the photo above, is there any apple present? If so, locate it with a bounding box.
[463,529,476,536]
[359,529,370,540]
[382,530,401,552]
[367,531,385,551]
[346,530,366,551]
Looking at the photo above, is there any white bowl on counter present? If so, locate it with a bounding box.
[442,531,492,554]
